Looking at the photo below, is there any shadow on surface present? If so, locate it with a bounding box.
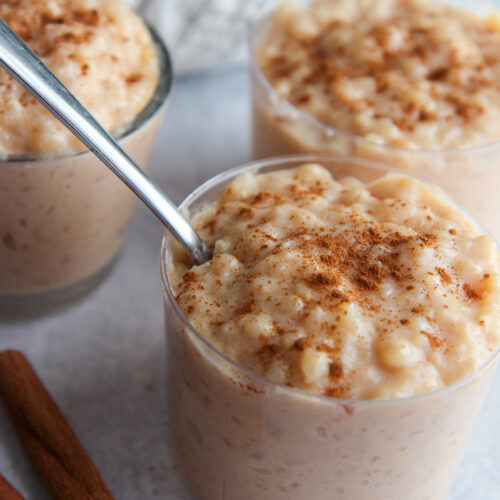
[0,256,119,323]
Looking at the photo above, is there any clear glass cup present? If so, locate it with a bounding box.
[249,1,500,242]
[0,26,172,301]
[160,155,500,500]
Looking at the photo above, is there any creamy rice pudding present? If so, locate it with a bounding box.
[251,0,500,239]
[0,0,168,297]
[171,163,499,398]
[256,0,500,149]
[0,0,158,154]
[163,157,500,500]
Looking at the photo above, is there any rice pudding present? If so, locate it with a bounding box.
[0,0,158,154]
[256,0,500,149]
[171,163,499,398]
[164,157,500,500]
[0,0,168,297]
[251,0,500,239]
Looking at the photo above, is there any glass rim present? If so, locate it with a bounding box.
[248,3,500,156]
[2,21,172,163]
[160,153,500,408]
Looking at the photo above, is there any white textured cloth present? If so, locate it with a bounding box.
[130,0,278,74]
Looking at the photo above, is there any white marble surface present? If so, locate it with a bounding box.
[0,69,498,500]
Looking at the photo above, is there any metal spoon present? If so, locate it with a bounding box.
[0,18,212,265]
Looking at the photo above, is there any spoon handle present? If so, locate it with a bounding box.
[0,17,211,265]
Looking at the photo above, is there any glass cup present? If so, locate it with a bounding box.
[160,155,500,500]
[0,26,172,301]
[249,1,500,242]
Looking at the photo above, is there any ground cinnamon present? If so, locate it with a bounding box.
[0,472,24,500]
[0,350,114,500]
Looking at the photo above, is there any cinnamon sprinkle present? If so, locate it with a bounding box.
[125,73,143,84]
[435,267,452,284]
[235,299,256,315]
[421,331,445,349]
[329,361,344,380]
[463,283,480,301]
[293,338,311,351]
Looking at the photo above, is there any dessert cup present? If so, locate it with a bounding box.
[161,155,500,500]
[0,26,172,301]
[250,1,500,241]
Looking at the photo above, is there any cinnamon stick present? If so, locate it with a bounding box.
[0,472,25,500]
[0,350,114,500]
